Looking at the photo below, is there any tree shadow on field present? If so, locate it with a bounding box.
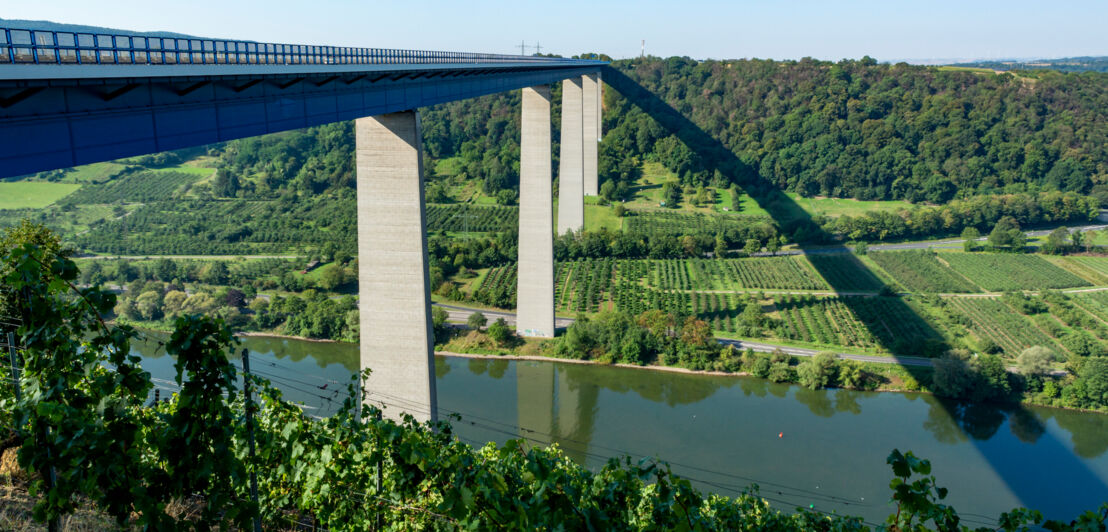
[601,65,1108,519]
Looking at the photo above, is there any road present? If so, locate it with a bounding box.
[431,302,929,367]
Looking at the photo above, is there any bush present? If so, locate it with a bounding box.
[767,362,793,383]
[486,317,512,346]
[1017,346,1056,377]
[797,353,838,390]
[467,311,487,331]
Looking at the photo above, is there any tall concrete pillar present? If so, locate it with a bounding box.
[355,110,437,424]
[557,77,584,234]
[517,86,556,338]
[582,73,599,196]
[597,71,603,141]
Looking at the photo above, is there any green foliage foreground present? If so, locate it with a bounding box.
[2,245,1107,530]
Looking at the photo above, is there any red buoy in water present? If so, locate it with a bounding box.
[778,432,784,438]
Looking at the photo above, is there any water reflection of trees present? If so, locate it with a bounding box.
[922,398,1059,449]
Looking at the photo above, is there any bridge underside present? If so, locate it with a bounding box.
[1,54,603,424]
[0,63,598,178]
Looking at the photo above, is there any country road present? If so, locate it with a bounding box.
[430,302,929,366]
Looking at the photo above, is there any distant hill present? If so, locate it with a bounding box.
[951,56,1108,73]
[0,18,203,39]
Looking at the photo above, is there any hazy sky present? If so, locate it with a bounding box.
[4,0,1105,62]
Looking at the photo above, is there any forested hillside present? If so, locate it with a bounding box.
[207,56,1108,206]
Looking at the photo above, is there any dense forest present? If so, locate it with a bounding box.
[203,56,1108,206]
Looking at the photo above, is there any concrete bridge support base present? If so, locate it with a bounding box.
[355,110,437,424]
[516,86,556,338]
[557,77,584,234]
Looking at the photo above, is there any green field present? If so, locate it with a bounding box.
[0,182,82,209]
[946,298,1062,355]
[61,162,128,183]
[942,253,1090,291]
[869,250,979,293]
[1065,256,1108,281]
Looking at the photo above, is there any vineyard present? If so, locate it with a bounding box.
[682,257,828,291]
[1066,256,1108,278]
[869,251,979,293]
[426,204,517,232]
[472,263,517,308]
[59,169,206,204]
[942,253,1091,292]
[946,298,1062,355]
[772,295,880,349]
[554,259,616,313]
[75,198,356,255]
[807,254,886,292]
[624,211,771,236]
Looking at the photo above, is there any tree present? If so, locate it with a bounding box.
[486,317,511,345]
[744,239,761,256]
[318,264,348,290]
[181,293,218,315]
[431,306,450,340]
[931,351,974,399]
[961,227,980,252]
[988,216,1025,250]
[202,261,230,285]
[661,181,681,207]
[134,290,163,321]
[467,311,488,331]
[613,203,626,217]
[766,237,780,256]
[1017,346,1056,378]
[1071,229,1085,252]
[730,185,743,211]
[853,241,868,255]
[600,180,617,201]
[713,233,728,258]
[163,290,188,316]
[797,353,838,390]
[224,288,246,308]
[495,189,516,206]
[154,258,177,281]
[972,354,1011,401]
[1043,227,1070,255]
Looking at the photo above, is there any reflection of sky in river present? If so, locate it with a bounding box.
[132,334,1108,525]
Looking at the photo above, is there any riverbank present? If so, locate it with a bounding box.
[438,350,753,378]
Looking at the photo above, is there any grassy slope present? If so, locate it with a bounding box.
[0,182,81,209]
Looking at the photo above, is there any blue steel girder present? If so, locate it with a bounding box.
[0,62,603,178]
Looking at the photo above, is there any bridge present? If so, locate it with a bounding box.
[0,26,608,422]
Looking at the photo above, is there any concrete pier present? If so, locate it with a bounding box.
[355,111,437,424]
[557,77,584,234]
[516,86,556,338]
[582,73,599,197]
[597,71,603,141]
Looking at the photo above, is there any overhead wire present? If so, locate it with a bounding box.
[222,360,930,524]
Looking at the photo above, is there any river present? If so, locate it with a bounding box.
[134,334,1108,525]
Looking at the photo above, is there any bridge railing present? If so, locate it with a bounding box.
[0,27,571,67]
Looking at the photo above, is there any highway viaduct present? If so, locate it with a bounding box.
[0,27,607,422]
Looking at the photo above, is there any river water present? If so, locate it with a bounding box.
[134,334,1108,525]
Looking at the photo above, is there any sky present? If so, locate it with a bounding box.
[3,0,1105,63]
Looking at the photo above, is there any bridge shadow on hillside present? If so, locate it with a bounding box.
[601,65,1107,519]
